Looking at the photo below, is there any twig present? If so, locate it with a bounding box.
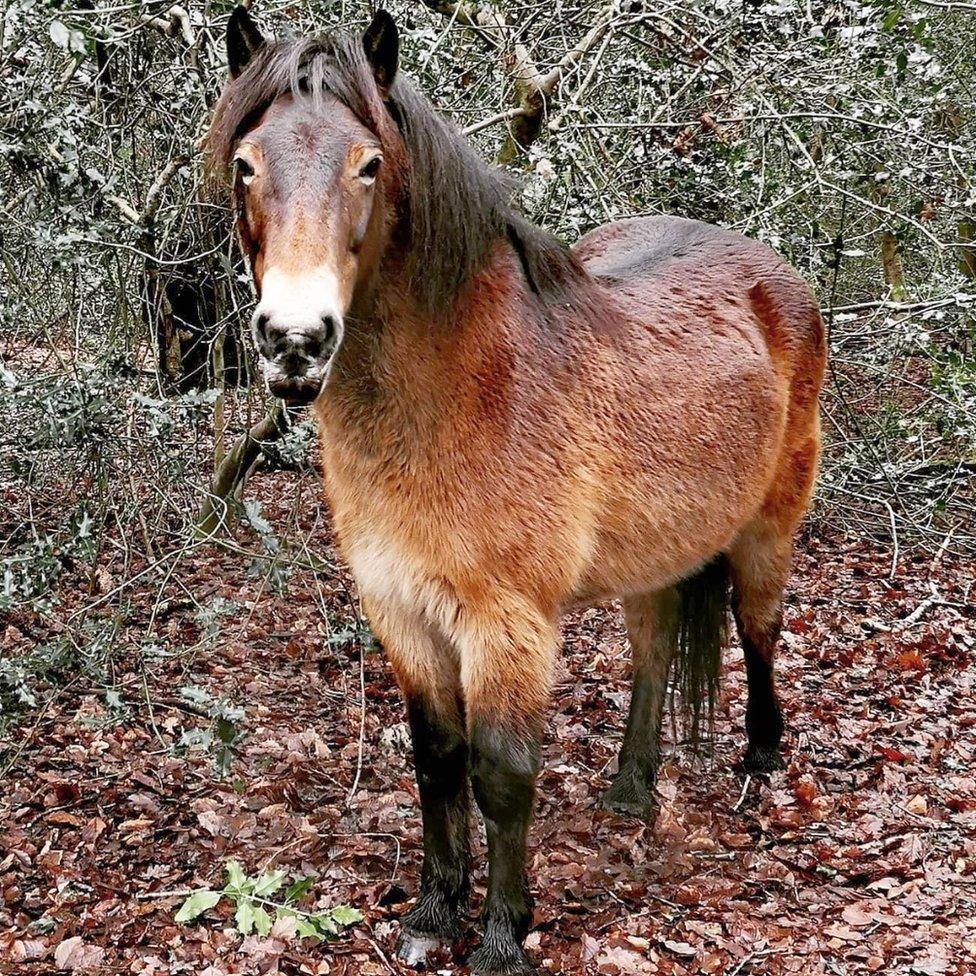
[929,528,955,574]
[141,5,196,49]
[537,0,620,95]
[141,154,191,227]
[897,590,938,630]
[728,950,756,976]
[367,937,399,975]
[463,105,527,136]
[886,501,900,580]
[196,403,287,537]
[828,295,973,314]
[863,532,954,631]
[109,153,193,229]
[137,888,195,901]
[346,633,368,803]
[424,0,622,157]
[914,0,976,10]
[733,774,752,812]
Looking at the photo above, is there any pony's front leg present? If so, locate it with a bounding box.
[468,722,540,976]
[363,601,470,965]
[400,693,470,957]
[459,598,557,976]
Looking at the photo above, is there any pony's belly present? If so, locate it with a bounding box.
[566,348,788,605]
[567,463,774,606]
[569,532,728,608]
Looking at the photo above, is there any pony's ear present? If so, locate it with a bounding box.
[227,6,265,78]
[362,10,398,95]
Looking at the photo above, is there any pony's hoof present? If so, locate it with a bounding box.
[600,770,655,818]
[395,928,449,969]
[467,940,535,976]
[743,746,784,775]
[599,790,653,818]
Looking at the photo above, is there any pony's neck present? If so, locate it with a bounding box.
[331,236,532,410]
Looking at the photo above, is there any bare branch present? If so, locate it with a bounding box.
[196,404,288,538]
[422,0,621,158]
[102,153,193,229]
[141,154,191,227]
[462,105,527,136]
[537,1,620,96]
[140,4,195,47]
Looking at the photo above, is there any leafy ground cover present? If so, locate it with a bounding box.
[1,473,974,975]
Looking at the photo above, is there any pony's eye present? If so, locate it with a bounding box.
[359,156,382,182]
[235,156,256,185]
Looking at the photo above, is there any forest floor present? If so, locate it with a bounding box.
[2,472,975,976]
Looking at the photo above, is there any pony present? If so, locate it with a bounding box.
[209,9,826,973]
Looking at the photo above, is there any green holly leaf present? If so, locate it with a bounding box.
[175,889,221,924]
[294,915,326,941]
[329,906,363,927]
[283,876,315,904]
[224,859,247,894]
[235,898,255,935]
[311,913,338,936]
[252,870,285,898]
[252,906,273,937]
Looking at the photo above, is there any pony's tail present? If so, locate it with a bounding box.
[671,555,730,745]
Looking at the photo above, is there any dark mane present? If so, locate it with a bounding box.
[207,30,584,317]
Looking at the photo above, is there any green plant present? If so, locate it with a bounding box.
[177,685,245,777]
[0,620,120,733]
[175,860,363,941]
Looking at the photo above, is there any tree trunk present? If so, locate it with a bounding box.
[880,231,907,301]
[959,218,976,281]
[958,218,975,360]
[196,403,286,538]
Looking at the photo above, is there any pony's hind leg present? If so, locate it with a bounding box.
[601,587,679,816]
[364,600,470,965]
[728,297,822,772]
[727,526,793,773]
[457,595,558,976]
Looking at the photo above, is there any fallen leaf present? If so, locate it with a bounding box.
[662,939,697,958]
[905,794,928,816]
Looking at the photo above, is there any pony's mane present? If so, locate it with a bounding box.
[207,30,583,317]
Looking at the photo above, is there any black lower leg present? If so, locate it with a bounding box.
[742,635,785,773]
[602,668,662,814]
[468,721,538,976]
[603,590,678,815]
[399,696,470,949]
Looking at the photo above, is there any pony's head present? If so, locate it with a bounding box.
[209,8,402,403]
[209,7,578,404]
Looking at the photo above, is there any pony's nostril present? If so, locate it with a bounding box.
[321,315,335,345]
[304,334,323,360]
[263,322,292,359]
[255,313,285,359]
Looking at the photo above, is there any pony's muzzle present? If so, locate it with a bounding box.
[253,311,340,404]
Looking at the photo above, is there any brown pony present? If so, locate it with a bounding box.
[209,9,826,974]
